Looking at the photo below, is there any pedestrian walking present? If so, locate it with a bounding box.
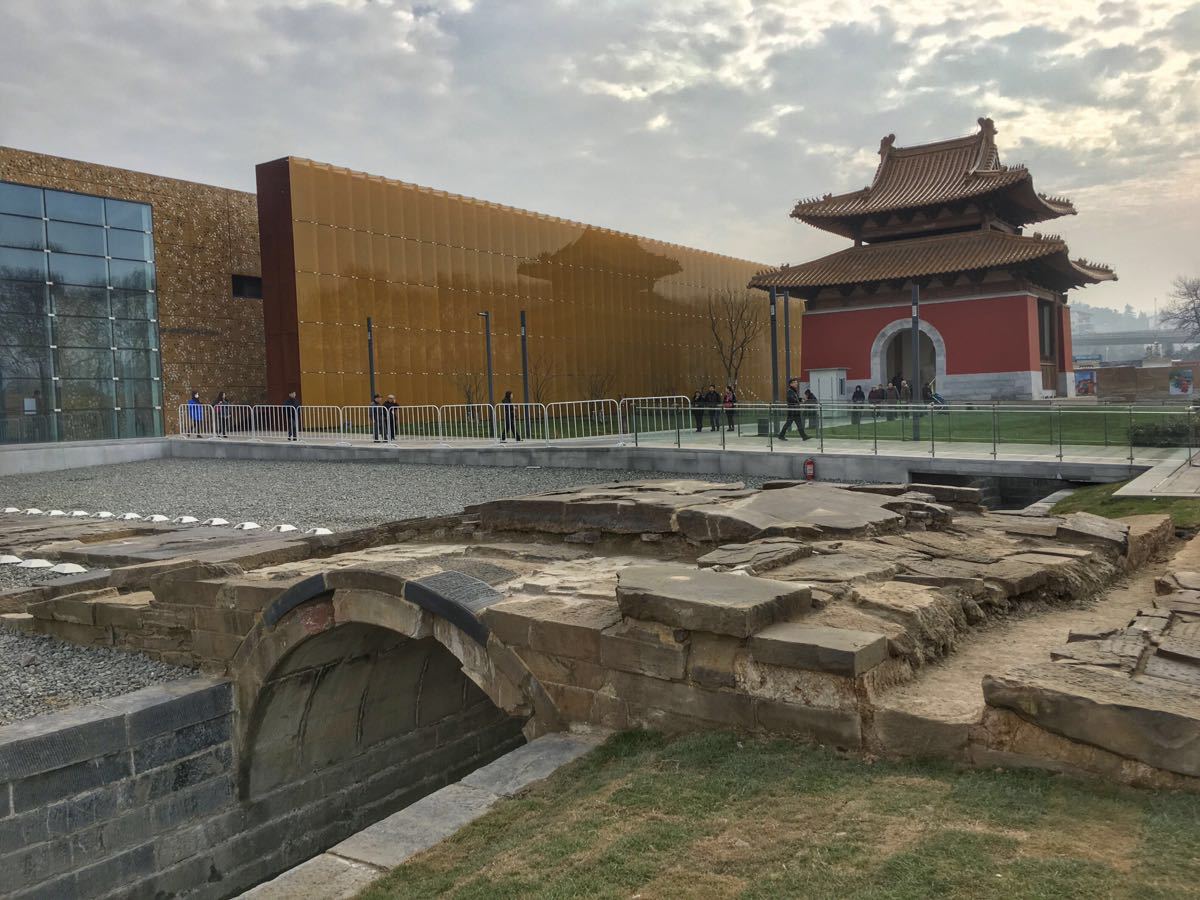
[722,384,736,431]
[692,390,705,432]
[213,391,230,438]
[186,391,203,438]
[284,390,300,441]
[885,382,899,420]
[777,378,810,441]
[384,394,398,440]
[704,384,721,432]
[850,384,865,426]
[370,393,386,442]
[500,390,522,442]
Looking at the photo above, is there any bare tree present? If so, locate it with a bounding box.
[583,369,617,402]
[1160,275,1200,339]
[527,356,556,405]
[451,371,485,407]
[706,288,766,389]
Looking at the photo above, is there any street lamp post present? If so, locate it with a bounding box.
[782,289,791,384]
[519,309,530,406]
[911,283,921,442]
[768,287,779,405]
[366,317,376,401]
[477,311,495,409]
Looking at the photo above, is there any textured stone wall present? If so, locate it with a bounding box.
[0,147,266,416]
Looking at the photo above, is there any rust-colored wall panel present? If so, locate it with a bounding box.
[262,157,794,406]
[0,145,266,415]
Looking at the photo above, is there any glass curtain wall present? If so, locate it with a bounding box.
[0,180,161,443]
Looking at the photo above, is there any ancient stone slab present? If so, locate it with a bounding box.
[527,598,622,661]
[616,566,811,637]
[754,699,862,748]
[1055,512,1130,555]
[773,552,898,584]
[750,623,889,677]
[696,537,811,574]
[983,663,1200,777]
[686,632,744,688]
[599,619,687,680]
[906,483,984,508]
[331,588,432,639]
[611,671,755,729]
[870,708,970,759]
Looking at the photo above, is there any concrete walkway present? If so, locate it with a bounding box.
[1116,452,1200,497]
[240,731,606,899]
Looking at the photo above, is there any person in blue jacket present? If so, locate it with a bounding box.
[186,391,203,438]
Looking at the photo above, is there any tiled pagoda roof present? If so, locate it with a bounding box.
[791,118,1075,235]
[749,230,1115,293]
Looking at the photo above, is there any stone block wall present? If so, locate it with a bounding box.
[0,147,266,415]
[1,666,525,899]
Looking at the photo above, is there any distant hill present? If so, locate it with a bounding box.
[1071,301,1152,334]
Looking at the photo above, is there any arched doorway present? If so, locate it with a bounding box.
[884,329,936,392]
[869,319,948,393]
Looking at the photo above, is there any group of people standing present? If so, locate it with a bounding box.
[186,390,301,439]
[691,384,738,432]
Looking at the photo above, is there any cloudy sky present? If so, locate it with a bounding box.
[2,0,1197,313]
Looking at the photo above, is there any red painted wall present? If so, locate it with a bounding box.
[801,294,1041,380]
[1058,304,1074,372]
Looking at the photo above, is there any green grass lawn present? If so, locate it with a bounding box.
[358,731,1200,900]
[1052,480,1200,528]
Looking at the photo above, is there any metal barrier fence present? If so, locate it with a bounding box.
[547,399,621,441]
[175,399,1198,463]
[342,404,441,442]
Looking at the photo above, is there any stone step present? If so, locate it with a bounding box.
[749,622,890,677]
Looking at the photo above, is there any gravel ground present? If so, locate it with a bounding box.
[0,567,66,591]
[0,630,193,725]
[0,459,765,531]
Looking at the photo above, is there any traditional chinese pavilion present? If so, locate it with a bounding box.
[750,118,1115,401]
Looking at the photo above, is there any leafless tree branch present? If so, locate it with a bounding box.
[706,288,766,390]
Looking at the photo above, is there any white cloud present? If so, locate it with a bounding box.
[0,0,1196,311]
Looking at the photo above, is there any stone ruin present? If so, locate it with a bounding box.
[2,477,1195,793]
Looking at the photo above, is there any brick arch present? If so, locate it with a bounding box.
[869,317,948,389]
[230,567,563,798]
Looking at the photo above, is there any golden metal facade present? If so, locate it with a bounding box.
[266,158,798,406]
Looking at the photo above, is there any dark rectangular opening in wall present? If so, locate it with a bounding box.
[233,274,263,299]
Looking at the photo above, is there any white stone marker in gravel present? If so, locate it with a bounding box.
[173,515,199,524]
[204,517,231,526]
[47,510,66,516]
[17,559,53,569]
[119,513,142,520]
[24,509,43,515]
[146,514,169,522]
[70,510,90,517]
[272,524,298,533]
[306,527,333,536]
[50,563,87,574]
[93,511,114,518]
[4,507,20,513]
[0,555,22,565]
[233,522,262,531]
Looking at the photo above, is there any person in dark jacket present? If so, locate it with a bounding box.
[370,393,386,442]
[692,390,705,432]
[867,384,885,403]
[384,394,398,440]
[500,390,522,442]
[884,382,899,420]
[803,389,819,431]
[284,391,300,441]
[850,385,865,426]
[777,378,810,441]
[722,385,736,431]
[213,391,229,438]
[703,384,721,431]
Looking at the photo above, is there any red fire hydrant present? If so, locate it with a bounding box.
[803,457,816,481]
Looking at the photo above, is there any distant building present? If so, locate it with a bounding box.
[750,118,1115,401]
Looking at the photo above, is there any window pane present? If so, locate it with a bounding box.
[0,247,48,282]
[117,407,160,438]
[0,281,48,315]
[56,347,114,379]
[51,284,108,316]
[44,190,104,225]
[116,378,158,409]
[0,313,49,347]
[108,258,154,291]
[104,199,151,231]
[60,409,115,441]
[113,319,156,349]
[0,214,45,250]
[0,345,53,378]
[55,316,112,348]
[0,183,43,218]
[107,229,153,261]
[47,221,106,257]
[110,290,154,319]
[114,348,153,379]
[0,378,53,418]
[49,252,108,287]
[59,379,115,410]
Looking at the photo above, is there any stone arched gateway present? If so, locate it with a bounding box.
[230,565,563,801]
[869,317,948,390]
